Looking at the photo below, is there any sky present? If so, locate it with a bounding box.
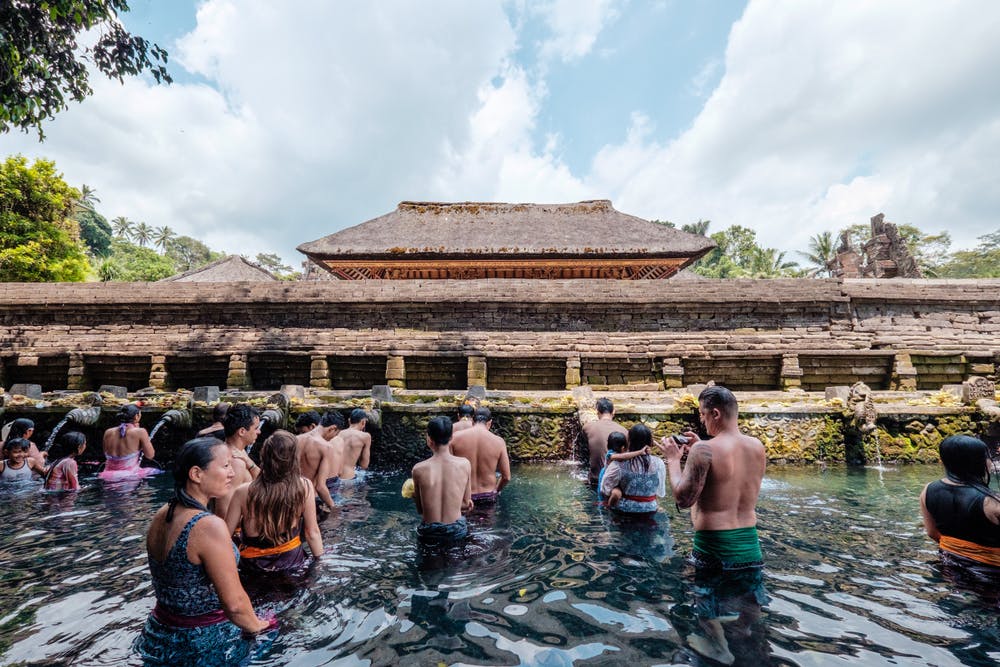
[5,0,1000,269]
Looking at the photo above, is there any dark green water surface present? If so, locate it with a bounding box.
[0,464,997,666]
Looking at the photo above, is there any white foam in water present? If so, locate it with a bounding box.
[503,604,528,616]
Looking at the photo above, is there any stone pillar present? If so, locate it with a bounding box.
[467,356,487,388]
[148,354,168,390]
[565,356,581,389]
[890,352,917,391]
[386,355,406,389]
[310,354,331,389]
[780,353,803,391]
[0,356,7,390]
[661,357,684,390]
[67,352,87,391]
[227,353,251,390]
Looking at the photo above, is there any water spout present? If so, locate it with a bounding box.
[260,408,285,430]
[44,406,102,450]
[149,409,192,441]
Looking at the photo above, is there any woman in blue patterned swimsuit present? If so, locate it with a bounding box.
[136,437,275,666]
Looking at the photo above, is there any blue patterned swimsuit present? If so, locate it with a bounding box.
[137,512,253,667]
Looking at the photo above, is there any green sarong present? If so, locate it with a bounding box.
[693,526,762,566]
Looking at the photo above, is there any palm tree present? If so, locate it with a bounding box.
[132,222,153,247]
[681,219,711,236]
[153,225,176,251]
[798,231,836,277]
[111,216,133,238]
[75,184,100,213]
[749,247,799,278]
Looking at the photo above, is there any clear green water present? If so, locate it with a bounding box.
[0,464,997,666]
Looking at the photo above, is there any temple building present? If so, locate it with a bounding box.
[298,200,715,280]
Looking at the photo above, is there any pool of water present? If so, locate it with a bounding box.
[0,463,997,666]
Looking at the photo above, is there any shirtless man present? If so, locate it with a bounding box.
[582,398,627,486]
[658,385,767,665]
[216,403,261,519]
[338,409,371,482]
[411,416,473,544]
[298,411,346,512]
[294,411,321,434]
[196,402,229,439]
[452,404,475,434]
[450,407,511,507]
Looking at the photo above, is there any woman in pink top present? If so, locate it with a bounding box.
[45,431,87,491]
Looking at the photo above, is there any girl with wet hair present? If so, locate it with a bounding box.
[225,430,323,573]
[138,437,274,664]
[2,418,45,467]
[0,438,46,484]
[100,403,158,481]
[44,431,87,491]
[920,434,1000,571]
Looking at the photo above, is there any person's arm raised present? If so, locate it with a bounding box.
[192,515,270,633]
[660,437,711,509]
[138,429,156,461]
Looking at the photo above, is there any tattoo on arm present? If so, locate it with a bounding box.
[675,445,711,509]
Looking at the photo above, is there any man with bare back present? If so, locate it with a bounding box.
[658,385,767,665]
[298,411,346,512]
[411,416,472,544]
[450,407,510,507]
[338,409,371,483]
[452,403,475,434]
[583,398,627,486]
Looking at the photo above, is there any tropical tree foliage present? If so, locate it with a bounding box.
[96,239,175,281]
[799,231,836,277]
[111,216,133,238]
[253,252,300,281]
[131,221,153,247]
[937,232,1000,278]
[74,208,113,256]
[689,224,801,278]
[165,235,220,273]
[1,1,171,139]
[0,155,88,281]
[153,225,176,250]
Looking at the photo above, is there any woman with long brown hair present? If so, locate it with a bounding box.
[225,430,323,573]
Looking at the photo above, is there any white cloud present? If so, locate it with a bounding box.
[535,0,622,63]
[594,0,1000,253]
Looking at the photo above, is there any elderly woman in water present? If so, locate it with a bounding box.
[920,434,1000,572]
[137,437,275,666]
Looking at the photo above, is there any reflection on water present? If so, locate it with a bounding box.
[1,464,998,666]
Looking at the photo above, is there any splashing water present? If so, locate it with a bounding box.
[148,417,170,441]
[43,417,69,451]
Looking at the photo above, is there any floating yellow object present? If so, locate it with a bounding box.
[518,588,527,597]
[401,478,415,498]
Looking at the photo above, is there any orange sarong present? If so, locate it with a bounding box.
[239,534,301,559]
[939,535,1000,568]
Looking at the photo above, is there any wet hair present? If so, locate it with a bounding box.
[49,431,86,460]
[474,407,492,424]
[939,435,1000,501]
[211,402,230,423]
[167,437,227,522]
[223,403,258,439]
[116,404,141,424]
[349,408,367,425]
[295,411,321,430]
[699,385,738,420]
[595,398,614,416]
[7,418,35,441]
[458,404,475,418]
[246,430,307,544]
[607,431,627,454]
[3,437,31,455]
[427,416,453,446]
[627,423,653,472]
[321,411,347,429]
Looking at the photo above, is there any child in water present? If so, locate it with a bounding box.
[45,431,87,491]
[0,438,47,484]
[598,432,647,505]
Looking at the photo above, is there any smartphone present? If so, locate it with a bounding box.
[671,434,689,445]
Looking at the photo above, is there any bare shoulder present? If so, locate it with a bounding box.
[190,511,229,539]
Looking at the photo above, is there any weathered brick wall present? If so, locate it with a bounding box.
[2,278,999,390]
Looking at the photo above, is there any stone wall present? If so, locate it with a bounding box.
[2,278,999,392]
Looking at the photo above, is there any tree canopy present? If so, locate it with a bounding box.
[1,1,171,139]
[0,155,89,281]
[74,207,112,256]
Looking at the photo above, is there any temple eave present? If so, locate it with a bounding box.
[315,257,690,280]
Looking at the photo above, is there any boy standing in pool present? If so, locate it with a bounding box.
[411,416,473,544]
[659,385,767,665]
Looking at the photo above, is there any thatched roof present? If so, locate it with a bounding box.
[160,255,278,282]
[298,200,715,260]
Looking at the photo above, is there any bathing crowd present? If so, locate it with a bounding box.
[2,384,998,665]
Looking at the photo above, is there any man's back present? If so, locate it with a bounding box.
[583,419,627,484]
[297,431,328,482]
[451,426,509,495]
[692,432,765,531]
[412,453,470,525]
[339,428,371,479]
